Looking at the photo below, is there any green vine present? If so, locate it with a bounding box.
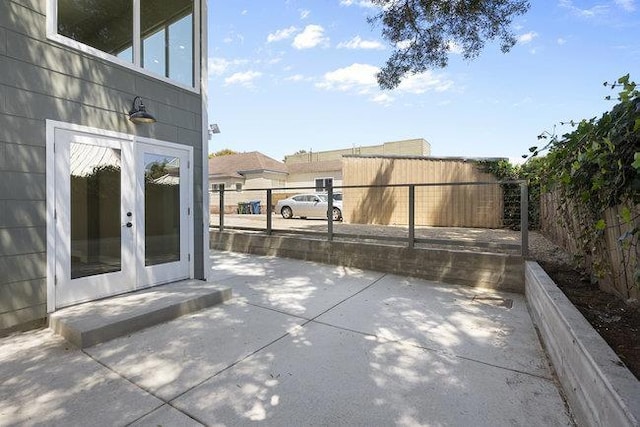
[526,74,640,296]
[475,159,541,230]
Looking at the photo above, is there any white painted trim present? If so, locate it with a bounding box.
[45,0,201,94]
[45,120,57,313]
[201,0,210,280]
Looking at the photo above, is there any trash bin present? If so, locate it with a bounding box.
[237,202,250,214]
[249,200,261,214]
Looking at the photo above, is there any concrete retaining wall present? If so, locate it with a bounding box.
[525,261,640,427]
[210,231,524,293]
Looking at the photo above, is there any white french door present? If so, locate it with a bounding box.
[135,142,191,288]
[52,127,192,309]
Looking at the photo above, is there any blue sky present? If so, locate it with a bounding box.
[207,1,639,163]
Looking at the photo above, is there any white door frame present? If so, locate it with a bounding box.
[46,120,194,312]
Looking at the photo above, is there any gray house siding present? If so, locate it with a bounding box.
[0,0,206,332]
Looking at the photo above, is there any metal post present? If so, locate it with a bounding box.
[219,186,225,232]
[327,185,334,241]
[266,189,272,235]
[408,185,415,248]
[520,182,529,258]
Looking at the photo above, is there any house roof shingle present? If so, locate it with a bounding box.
[209,151,288,179]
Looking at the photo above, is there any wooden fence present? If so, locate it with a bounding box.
[541,192,639,300]
[342,156,504,228]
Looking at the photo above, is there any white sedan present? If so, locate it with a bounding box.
[275,193,343,221]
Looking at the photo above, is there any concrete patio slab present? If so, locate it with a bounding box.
[172,321,572,426]
[49,279,232,348]
[128,404,204,427]
[85,300,305,401]
[0,251,574,426]
[209,251,385,318]
[316,274,551,378]
[0,329,163,426]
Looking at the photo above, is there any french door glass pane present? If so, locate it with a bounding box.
[57,0,133,61]
[70,143,122,279]
[144,153,181,266]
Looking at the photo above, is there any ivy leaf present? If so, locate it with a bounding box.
[595,219,607,231]
[621,206,632,223]
[633,152,640,170]
[634,118,640,132]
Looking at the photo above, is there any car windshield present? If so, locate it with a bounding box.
[315,194,328,202]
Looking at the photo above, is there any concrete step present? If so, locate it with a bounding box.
[49,280,232,348]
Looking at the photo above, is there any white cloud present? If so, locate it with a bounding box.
[447,41,464,54]
[285,74,308,82]
[337,36,385,50]
[517,31,538,44]
[559,0,610,18]
[224,71,262,87]
[208,57,249,76]
[340,0,377,8]
[372,93,395,106]
[397,72,454,94]
[316,63,454,99]
[396,39,413,50]
[293,25,329,49]
[614,0,636,11]
[267,26,298,43]
[557,37,567,45]
[300,9,311,19]
[316,63,379,92]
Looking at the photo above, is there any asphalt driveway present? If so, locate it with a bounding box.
[0,251,573,426]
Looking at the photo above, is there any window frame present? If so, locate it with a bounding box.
[315,177,333,192]
[46,0,201,93]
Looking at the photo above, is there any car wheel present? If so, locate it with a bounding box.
[332,207,342,221]
[281,206,293,219]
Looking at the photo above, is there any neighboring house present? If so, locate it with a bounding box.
[1,0,209,333]
[285,160,343,193]
[209,152,287,213]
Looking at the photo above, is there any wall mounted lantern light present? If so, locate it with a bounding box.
[128,96,157,124]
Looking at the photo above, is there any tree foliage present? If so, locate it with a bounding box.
[369,0,530,89]
[209,148,238,158]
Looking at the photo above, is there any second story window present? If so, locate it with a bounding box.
[52,0,198,89]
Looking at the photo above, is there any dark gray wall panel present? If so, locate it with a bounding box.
[0,114,45,146]
[0,171,45,200]
[2,1,45,40]
[0,278,46,313]
[0,27,6,56]
[0,142,45,173]
[0,253,46,285]
[0,200,45,227]
[0,227,46,257]
[0,303,46,330]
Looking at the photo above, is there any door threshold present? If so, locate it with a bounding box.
[49,279,232,348]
